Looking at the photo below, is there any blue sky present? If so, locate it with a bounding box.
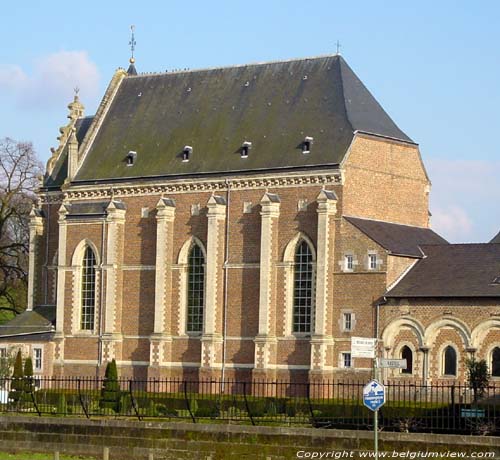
[1,0,499,242]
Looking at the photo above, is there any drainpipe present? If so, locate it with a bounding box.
[375,296,387,381]
[220,179,231,389]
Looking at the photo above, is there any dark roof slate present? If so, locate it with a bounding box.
[344,216,448,257]
[0,305,56,338]
[74,55,412,183]
[386,244,500,298]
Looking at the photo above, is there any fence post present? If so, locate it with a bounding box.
[129,380,142,421]
[77,378,90,419]
[183,380,196,423]
[243,381,255,426]
[29,389,41,417]
[306,382,314,425]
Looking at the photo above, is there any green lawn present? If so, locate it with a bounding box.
[0,453,95,460]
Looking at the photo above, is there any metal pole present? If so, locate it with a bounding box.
[374,408,378,460]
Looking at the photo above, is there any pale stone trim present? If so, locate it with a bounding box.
[154,198,175,334]
[437,342,461,378]
[121,265,156,271]
[62,359,99,365]
[257,192,280,336]
[471,319,500,349]
[204,196,226,336]
[381,317,425,349]
[27,208,44,310]
[55,170,342,202]
[103,201,126,335]
[282,233,316,337]
[70,239,101,335]
[177,237,207,335]
[424,317,471,349]
[55,204,69,337]
[314,189,337,336]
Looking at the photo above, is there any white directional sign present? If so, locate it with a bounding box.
[351,337,377,358]
[363,380,386,412]
[379,358,407,369]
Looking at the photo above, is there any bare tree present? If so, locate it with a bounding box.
[0,138,43,315]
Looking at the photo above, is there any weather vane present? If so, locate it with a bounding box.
[336,40,342,55]
[74,87,80,96]
[129,25,136,63]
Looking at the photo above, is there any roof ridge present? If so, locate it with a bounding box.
[127,53,342,78]
[343,215,431,229]
[337,57,355,134]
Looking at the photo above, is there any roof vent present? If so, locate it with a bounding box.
[182,146,192,162]
[241,141,252,158]
[302,136,313,154]
[126,151,137,166]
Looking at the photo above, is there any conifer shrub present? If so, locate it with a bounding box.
[99,359,121,413]
[9,350,24,404]
[23,356,35,397]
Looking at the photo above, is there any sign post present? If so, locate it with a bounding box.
[363,379,386,460]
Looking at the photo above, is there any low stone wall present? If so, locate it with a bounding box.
[0,416,499,459]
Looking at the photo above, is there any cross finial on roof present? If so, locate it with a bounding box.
[129,25,136,64]
[335,40,342,55]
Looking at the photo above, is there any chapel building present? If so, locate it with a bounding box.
[1,54,499,384]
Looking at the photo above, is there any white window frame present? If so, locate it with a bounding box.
[341,352,352,368]
[342,311,356,332]
[344,254,354,272]
[368,253,378,270]
[33,346,43,372]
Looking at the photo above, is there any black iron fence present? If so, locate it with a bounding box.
[1,377,499,435]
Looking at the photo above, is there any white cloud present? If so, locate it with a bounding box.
[0,51,100,109]
[427,158,500,243]
[431,205,473,242]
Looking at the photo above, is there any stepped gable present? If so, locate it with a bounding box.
[44,116,94,188]
[386,243,500,298]
[344,216,448,257]
[74,54,413,183]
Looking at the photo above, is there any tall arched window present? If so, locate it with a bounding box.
[401,346,413,374]
[293,240,314,333]
[492,347,500,377]
[81,246,96,330]
[443,346,457,376]
[186,244,205,333]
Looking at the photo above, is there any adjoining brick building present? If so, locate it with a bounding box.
[1,54,499,383]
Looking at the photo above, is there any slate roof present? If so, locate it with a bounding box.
[344,216,448,257]
[0,305,56,338]
[491,230,500,243]
[74,55,413,183]
[386,244,500,298]
[65,200,126,219]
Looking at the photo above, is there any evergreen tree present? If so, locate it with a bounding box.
[23,356,35,395]
[9,350,24,404]
[466,357,490,403]
[99,359,121,413]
